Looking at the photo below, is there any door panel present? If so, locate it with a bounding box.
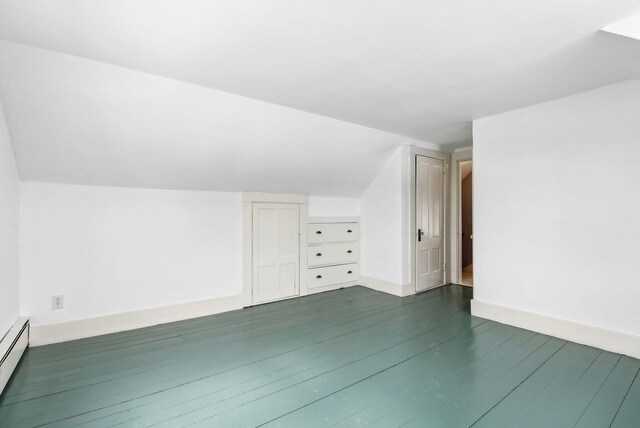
[416,156,445,292]
[252,203,300,304]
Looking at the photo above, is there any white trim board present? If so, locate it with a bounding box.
[360,275,413,297]
[449,149,472,285]
[30,295,244,346]
[471,299,640,359]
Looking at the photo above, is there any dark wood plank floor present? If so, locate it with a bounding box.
[1,285,638,427]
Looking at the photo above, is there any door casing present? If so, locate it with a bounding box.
[449,148,473,285]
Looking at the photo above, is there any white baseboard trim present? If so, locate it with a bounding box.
[471,299,640,359]
[30,295,244,347]
[359,275,413,297]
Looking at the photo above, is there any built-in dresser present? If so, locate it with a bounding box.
[306,217,360,294]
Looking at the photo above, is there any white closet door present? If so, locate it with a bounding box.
[416,156,445,292]
[252,203,300,304]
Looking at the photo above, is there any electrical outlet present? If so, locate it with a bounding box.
[52,295,64,310]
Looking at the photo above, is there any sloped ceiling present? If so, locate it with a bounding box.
[1,1,640,194]
[0,41,427,196]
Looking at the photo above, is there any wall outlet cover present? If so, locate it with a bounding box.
[52,295,64,310]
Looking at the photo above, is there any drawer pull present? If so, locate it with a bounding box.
[347,229,353,233]
[347,250,352,254]
[347,270,353,274]
[316,275,322,279]
[316,253,322,257]
[316,231,322,234]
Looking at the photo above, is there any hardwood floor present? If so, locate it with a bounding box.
[460,271,473,286]
[1,285,638,427]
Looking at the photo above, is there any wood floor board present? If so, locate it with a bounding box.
[20,288,389,373]
[19,287,389,368]
[5,287,414,394]
[3,302,456,426]
[331,327,545,427]
[183,318,490,427]
[4,288,454,402]
[0,285,637,428]
[609,362,640,428]
[111,303,480,426]
[21,287,436,372]
[52,291,471,426]
[265,322,518,427]
[2,289,466,426]
[574,355,640,428]
[470,341,603,427]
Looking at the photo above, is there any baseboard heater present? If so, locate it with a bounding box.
[0,317,29,395]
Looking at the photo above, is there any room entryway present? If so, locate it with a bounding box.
[460,160,473,286]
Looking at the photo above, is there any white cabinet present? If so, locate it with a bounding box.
[306,217,359,294]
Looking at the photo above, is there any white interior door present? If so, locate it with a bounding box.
[252,203,300,304]
[416,155,445,292]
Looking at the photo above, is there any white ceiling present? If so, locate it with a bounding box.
[603,14,640,41]
[1,1,640,194]
[0,41,430,196]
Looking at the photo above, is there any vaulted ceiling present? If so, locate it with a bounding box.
[0,1,639,194]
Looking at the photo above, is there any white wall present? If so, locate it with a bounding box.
[308,196,360,217]
[0,101,20,337]
[19,183,365,327]
[473,79,640,337]
[360,147,405,284]
[20,182,243,326]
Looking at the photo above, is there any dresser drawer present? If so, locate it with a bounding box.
[307,223,359,243]
[308,242,359,267]
[308,263,359,289]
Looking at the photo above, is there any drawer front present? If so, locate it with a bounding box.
[308,263,359,289]
[308,242,359,267]
[307,223,359,243]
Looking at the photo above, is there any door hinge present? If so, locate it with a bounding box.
[443,262,446,271]
[443,165,447,174]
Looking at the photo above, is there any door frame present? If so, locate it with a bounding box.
[449,148,473,285]
[242,192,309,307]
[409,146,451,293]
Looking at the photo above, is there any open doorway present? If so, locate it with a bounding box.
[459,160,473,286]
